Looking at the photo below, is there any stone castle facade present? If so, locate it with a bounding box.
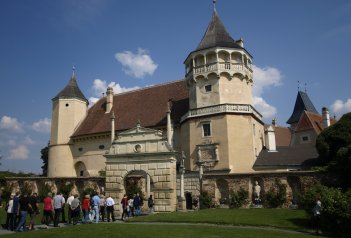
[45,6,333,212]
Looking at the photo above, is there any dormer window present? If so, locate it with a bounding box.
[204,85,212,92]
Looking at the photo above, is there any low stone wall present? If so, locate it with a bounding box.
[2,177,105,198]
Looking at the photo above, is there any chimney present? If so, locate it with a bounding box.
[166,100,173,147]
[106,87,113,113]
[322,107,330,128]
[272,118,277,126]
[265,125,277,152]
[110,111,115,144]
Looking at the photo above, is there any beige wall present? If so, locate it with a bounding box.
[219,74,252,105]
[48,144,75,177]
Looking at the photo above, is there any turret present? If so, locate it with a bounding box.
[184,8,253,110]
[48,68,88,177]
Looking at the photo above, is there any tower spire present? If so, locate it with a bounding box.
[213,0,217,12]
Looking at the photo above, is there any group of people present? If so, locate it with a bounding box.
[2,191,117,232]
[120,193,147,220]
[3,192,39,232]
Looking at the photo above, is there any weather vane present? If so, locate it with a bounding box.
[304,83,307,93]
[297,80,300,91]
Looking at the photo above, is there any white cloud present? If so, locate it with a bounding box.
[331,99,351,118]
[89,79,140,105]
[0,116,23,133]
[253,97,277,119]
[23,136,35,145]
[9,145,29,160]
[31,117,51,133]
[251,65,283,120]
[115,48,158,78]
[252,65,282,97]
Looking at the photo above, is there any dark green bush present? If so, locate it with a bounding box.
[299,183,351,237]
[263,179,287,208]
[199,192,213,209]
[229,187,248,208]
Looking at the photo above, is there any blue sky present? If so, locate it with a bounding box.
[1,0,351,174]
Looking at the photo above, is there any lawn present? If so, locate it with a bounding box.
[1,223,320,238]
[129,208,311,231]
[0,207,324,238]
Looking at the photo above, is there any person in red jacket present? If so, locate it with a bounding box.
[81,195,90,224]
[120,194,128,221]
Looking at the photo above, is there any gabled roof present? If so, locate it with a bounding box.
[52,72,88,104]
[72,80,189,137]
[286,91,318,125]
[195,10,242,52]
[295,111,337,135]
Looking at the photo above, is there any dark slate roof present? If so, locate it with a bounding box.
[254,145,319,168]
[53,73,88,104]
[72,80,189,137]
[196,10,242,51]
[286,91,319,124]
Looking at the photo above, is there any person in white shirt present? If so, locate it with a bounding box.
[66,193,74,224]
[106,195,115,222]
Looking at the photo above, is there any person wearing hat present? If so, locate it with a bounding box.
[4,194,14,230]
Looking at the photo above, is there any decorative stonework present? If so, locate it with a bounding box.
[105,124,177,214]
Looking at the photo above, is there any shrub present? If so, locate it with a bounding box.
[38,183,53,201]
[20,182,32,196]
[299,183,351,237]
[1,184,12,202]
[199,192,213,209]
[263,179,287,208]
[82,187,96,197]
[229,187,248,208]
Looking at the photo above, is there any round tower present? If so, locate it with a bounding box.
[181,5,264,174]
[48,69,88,177]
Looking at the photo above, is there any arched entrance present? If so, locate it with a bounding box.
[124,170,153,202]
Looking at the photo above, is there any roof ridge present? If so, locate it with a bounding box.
[113,79,185,96]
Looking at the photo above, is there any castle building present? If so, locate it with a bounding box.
[48,6,332,211]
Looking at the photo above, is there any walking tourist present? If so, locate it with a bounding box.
[120,194,128,221]
[4,193,14,230]
[66,193,74,224]
[70,194,81,225]
[42,192,54,229]
[28,193,39,230]
[148,195,154,214]
[15,193,31,232]
[99,194,106,221]
[82,194,90,224]
[106,195,115,222]
[53,192,64,227]
[92,192,100,223]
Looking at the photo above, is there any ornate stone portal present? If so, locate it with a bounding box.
[104,123,178,214]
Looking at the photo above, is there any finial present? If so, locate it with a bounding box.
[213,0,217,11]
[297,80,300,91]
[72,65,76,78]
[304,83,307,93]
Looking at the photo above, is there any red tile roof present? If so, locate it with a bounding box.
[72,80,189,137]
[295,111,337,135]
[274,126,292,146]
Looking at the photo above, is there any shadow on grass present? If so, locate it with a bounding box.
[286,218,311,231]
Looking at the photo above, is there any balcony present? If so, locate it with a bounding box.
[180,103,262,122]
[186,62,252,78]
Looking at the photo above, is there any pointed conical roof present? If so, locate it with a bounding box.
[196,9,241,51]
[52,71,88,104]
[286,91,318,125]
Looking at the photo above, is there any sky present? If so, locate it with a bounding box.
[0,0,351,174]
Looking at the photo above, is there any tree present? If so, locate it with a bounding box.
[316,112,351,188]
[40,143,49,177]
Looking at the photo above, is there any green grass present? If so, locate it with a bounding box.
[129,208,311,231]
[1,207,324,238]
[1,223,320,238]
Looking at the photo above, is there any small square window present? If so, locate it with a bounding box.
[204,85,212,92]
[302,136,309,142]
[202,123,211,137]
